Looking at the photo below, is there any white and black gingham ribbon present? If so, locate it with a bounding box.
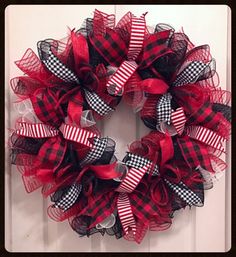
[38,41,80,84]
[156,93,172,128]
[124,152,159,176]
[165,179,203,206]
[172,61,208,87]
[80,137,108,167]
[54,184,82,211]
[84,89,114,116]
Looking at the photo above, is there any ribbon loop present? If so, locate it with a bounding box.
[117,192,136,235]
[38,40,80,84]
[171,107,187,135]
[60,123,98,147]
[185,125,226,153]
[172,61,209,87]
[156,93,172,129]
[53,184,82,211]
[106,13,146,96]
[106,60,138,95]
[127,14,146,60]
[80,137,108,167]
[15,121,59,138]
[165,179,203,206]
[124,152,159,176]
[116,164,150,193]
[84,89,114,116]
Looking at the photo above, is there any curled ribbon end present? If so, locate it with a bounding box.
[142,12,148,17]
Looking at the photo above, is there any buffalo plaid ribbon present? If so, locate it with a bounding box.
[36,135,67,170]
[139,30,173,69]
[14,120,66,169]
[187,101,224,131]
[30,89,65,128]
[129,192,159,225]
[78,191,117,229]
[177,136,214,173]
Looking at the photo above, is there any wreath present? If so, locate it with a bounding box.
[9,9,231,244]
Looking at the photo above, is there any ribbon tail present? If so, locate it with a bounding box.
[15,121,59,138]
[165,179,203,206]
[117,193,136,235]
[171,107,187,135]
[106,60,138,96]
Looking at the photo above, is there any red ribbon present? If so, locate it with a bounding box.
[67,91,83,125]
[140,78,169,95]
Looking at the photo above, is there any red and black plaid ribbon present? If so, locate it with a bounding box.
[177,136,214,173]
[36,136,67,171]
[30,88,65,128]
[139,30,173,69]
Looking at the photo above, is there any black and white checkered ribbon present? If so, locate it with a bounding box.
[165,179,203,206]
[156,93,172,128]
[172,61,208,87]
[38,41,80,84]
[124,152,159,176]
[80,137,108,167]
[84,89,114,116]
[54,184,82,211]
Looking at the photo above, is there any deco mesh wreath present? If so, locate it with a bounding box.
[9,10,231,243]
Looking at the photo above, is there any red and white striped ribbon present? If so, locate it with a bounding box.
[60,123,98,148]
[15,122,59,138]
[185,126,226,152]
[107,61,138,95]
[116,163,150,235]
[127,15,146,60]
[117,193,136,235]
[106,13,146,95]
[116,164,150,193]
[171,107,187,135]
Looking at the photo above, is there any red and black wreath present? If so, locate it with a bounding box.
[9,10,231,244]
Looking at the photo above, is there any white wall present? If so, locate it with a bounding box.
[5,5,231,252]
